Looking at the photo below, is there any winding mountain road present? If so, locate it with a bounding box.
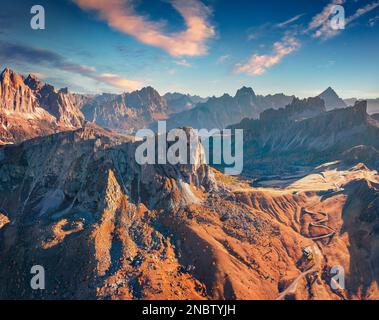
[303,209,336,241]
[276,267,318,300]
[276,208,336,300]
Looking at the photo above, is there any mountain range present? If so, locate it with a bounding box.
[230,100,379,176]
[164,92,208,114]
[81,87,169,133]
[3,67,375,142]
[1,66,379,300]
[165,87,295,130]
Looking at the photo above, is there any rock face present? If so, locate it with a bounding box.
[81,87,168,133]
[0,68,38,113]
[32,84,85,128]
[318,87,347,110]
[345,98,379,115]
[0,68,85,144]
[166,87,294,130]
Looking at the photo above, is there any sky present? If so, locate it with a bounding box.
[0,0,378,98]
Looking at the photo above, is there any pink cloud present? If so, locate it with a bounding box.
[234,36,300,76]
[74,0,215,57]
[95,73,142,91]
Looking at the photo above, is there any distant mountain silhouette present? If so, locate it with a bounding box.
[165,86,294,130]
[318,87,347,110]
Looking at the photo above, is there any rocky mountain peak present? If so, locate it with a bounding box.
[235,86,256,98]
[140,85,158,95]
[324,86,335,94]
[0,67,37,113]
[318,86,347,110]
[1,67,25,87]
[123,86,168,115]
[24,74,44,91]
[59,87,69,94]
[0,67,85,143]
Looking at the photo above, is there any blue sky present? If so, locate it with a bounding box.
[1,0,378,98]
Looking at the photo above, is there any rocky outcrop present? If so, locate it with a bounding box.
[0,124,221,299]
[345,98,379,115]
[0,68,85,144]
[0,68,38,113]
[32,84,85,128]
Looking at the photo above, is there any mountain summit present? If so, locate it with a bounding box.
[0,67,85,144]
[318,87,347,110]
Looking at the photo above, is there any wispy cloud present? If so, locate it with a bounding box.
[0,41,141,91]
[174,59,192,67]
[368,14,379,26]
[275,14,304,28]
[216,54,230,65]
[347,1,379,24]
[74,0,215,57]
[234,35,300,76]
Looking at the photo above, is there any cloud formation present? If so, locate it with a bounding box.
[308,0,379,40]
[74,0,215,57]
[307,0,345,32]
[234,35,300,76]
[236,0,379,76]
[347,1,379,24]
[368,15,379,26]
[216,54,230,65]
[0,41,141,91]
[275,14,304,28]
[174,59,192,67]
